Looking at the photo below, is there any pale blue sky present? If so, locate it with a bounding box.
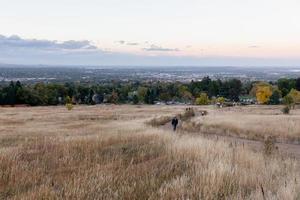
[1,0,300,66]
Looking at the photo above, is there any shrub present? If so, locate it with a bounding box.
[65,96,72,104]
[264,136,276,155]
[179,108,195,121]
[281,106,290,114]
[66,103,74,111]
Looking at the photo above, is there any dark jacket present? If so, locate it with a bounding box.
[171,118,178,126]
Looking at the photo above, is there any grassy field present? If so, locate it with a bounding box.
[182,105,300,143]
[0,105,299,199]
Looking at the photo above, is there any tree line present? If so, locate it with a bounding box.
[1,77,300,106]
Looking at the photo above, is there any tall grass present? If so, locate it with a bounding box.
[0,105,299,199]
[186,105,300,143]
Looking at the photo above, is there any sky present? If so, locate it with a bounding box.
[1,0,300,66]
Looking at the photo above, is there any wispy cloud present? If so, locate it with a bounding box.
[126,42,139,46]
[116,40,126,45]
[248,45,260,48]
[116,40,139,46]
[143,45,180,52]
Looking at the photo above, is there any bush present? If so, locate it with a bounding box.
[179,108,195,121]
[264,136,277,155]
[65,96,72,104]
[281,106,290,114]
[66,103,74,111]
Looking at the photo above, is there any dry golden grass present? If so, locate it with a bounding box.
[182,105,300,143]
[0,105,299,199]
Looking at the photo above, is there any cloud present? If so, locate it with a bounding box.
[58,40,97,50]
[116,40,139,46]
[116,40,125,45]
[0,35,97,51]
[126,42,139,46]
[248,45,260,48]
[143,45,179,52]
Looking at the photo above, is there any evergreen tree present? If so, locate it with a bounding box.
[268,89,281,105]
[296,78,300,91]
[132,94,139,104]
[144,89,155,104]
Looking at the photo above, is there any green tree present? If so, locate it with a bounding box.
[288,89,300,105]
[268,89,281,105]
[296,78,300,91]
[208,80,221,97]
[178,85,193,103]
[132,94,139,104]
[5,81,17,105]
[283,95,294,108]
[220,79,242,101]
[144,89,155,104]
[137,86,148,103]
[278,78,296,97]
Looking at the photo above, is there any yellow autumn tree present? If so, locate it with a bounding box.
[255,84,273,104]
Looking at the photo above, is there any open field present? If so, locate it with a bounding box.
[0,105,300,199]
[181,105,300,144]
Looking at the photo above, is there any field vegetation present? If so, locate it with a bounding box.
[180,105,300,144]
[0,105,299,199]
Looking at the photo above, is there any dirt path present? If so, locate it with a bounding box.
[162,120,300,160]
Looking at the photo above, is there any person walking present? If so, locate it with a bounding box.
[171,117,179,131]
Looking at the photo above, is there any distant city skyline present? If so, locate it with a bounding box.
[1,0,300,66]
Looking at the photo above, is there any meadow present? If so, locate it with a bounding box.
[0,105,299,199]
[182,105,300,143]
